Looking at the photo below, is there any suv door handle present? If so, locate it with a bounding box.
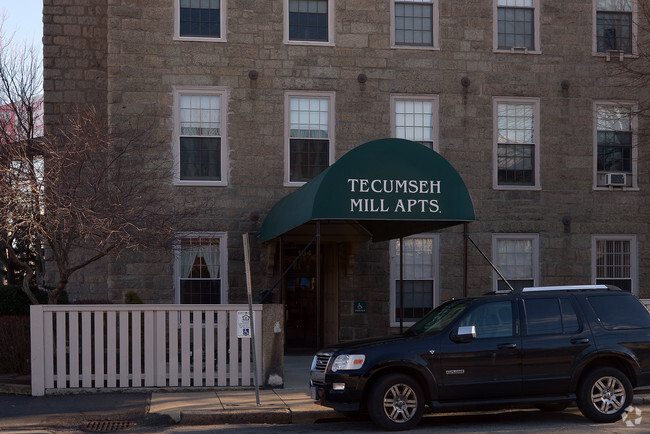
[497,343,517,349]
[571,338,590,345]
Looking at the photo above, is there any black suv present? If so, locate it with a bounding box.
[310,285,650,430]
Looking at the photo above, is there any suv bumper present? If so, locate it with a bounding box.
[310,373,364,412]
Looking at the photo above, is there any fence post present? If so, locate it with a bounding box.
[30,305,45,396]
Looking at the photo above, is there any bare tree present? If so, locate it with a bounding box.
[0,20,179,304]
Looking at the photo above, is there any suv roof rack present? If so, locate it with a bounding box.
[513,284,620,294]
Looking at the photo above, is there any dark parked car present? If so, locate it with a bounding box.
[310,285,650,430]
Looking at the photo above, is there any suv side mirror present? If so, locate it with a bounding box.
[452,325,476,343]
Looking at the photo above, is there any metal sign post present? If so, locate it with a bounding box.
[242,233,260,405]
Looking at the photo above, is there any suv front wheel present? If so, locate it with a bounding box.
[577,367,633,423]
[367,373,425,431]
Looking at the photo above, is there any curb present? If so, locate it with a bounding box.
[179,408,292,425]
[0,382,31,395]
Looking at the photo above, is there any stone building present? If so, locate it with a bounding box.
[43,0,649,350]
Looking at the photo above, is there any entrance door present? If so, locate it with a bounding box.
[283,244,318,351]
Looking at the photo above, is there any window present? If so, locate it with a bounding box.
[390,235,439,326]
[285,0,334,44]
[588,294,650,329]
[459,301,514,339]
[285,92,334,185]
[174,233,228,304]
[494,0,540,53]
[523,298,580,336]
[391,95,438,150]
[391,0,439,49]
[592,236,637,294]
[492,234,539,292]
[173,87,228,186]
[493,97,540,189]
[175,0,226,41]
[594,102,637,189]
[594,0,635,55]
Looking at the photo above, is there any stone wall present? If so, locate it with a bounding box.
[44,1,650,338]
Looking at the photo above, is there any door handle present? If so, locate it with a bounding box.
[498,343,517,349]
[571,338,590,345]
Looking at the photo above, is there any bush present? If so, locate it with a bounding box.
[0,285,68,315]
[124,291,143,304]
[0,316,30,374]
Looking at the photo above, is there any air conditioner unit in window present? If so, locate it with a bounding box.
[605,173,627,186]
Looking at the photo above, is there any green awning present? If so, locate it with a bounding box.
[259,138,475,242]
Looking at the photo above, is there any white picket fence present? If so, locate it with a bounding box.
[30,304,262,396]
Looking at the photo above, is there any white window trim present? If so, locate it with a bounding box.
[390,94,440,152]
[389,234,440,327]
[173,0,228,43]
[284,0,335,46]
[592,100,638,191]
[172,86,229,187]
[173,232,229,304]
[591,235,638,296]
[284,91,336,187]
[492,97,541,190]
[390,0,440,50]
[493,0,541,54]
[592,0,638,57]
[492,233,540,293]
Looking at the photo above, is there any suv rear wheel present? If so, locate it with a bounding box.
[367,373,424,431]
[577,367,633,423]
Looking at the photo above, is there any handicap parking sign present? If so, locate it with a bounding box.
[237,311,252,338]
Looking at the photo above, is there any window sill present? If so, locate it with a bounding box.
[593,186,639,192]
[391,44,440,51]
[493,49,541,55]
[174,180,228,187]
[174,36,227,43]
[493,185,542,191]
[284,40,335,47]
[592,52,638,61]
[390,322,416,328]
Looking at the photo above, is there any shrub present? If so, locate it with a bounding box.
[124,291,144,304]
[0,285,68,315]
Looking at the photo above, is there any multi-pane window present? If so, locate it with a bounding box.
[495,0,538,52]
[285,93,334,184]
[390,236,438,325]
[593,236,636,293]
[287,0,330,43]
[177,0,225,40]
[176,234,227,304]
[391,96,438,150]
[493,234,539,292]
[392,0,438,48]
[595,0,634,54]
[494,98,539,188]
[595,103,636,188]
[174,88,227,185]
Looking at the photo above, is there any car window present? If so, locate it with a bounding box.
[588,295,650,330]
[458,301,513,338]
[407,299,473,335]
[524,298,580,335]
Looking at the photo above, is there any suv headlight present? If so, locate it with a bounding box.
[331,354,365,372]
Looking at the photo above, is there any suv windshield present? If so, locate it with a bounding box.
[407,298,473,335]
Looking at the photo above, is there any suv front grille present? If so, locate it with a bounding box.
[310,353,332,385]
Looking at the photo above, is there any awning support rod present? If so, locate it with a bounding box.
[464,234,514,292]
[259,233,319,303]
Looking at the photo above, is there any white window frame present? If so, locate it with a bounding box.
[592,0,637,57]
[493,97,541,190]
[174,0,227,42]
[390,94,439,151]
[492,234,540,292]
[390,0,440,50]
[389,234,440,327]
[172,86,228,186]
[593,101,638,191]
[493,0,541,54]
[284,91,335,186]
[173,232,229,304]
[591,235,638,295]
[284,0,335,46]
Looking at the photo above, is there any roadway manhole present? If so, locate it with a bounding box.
[83,420,136,432]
